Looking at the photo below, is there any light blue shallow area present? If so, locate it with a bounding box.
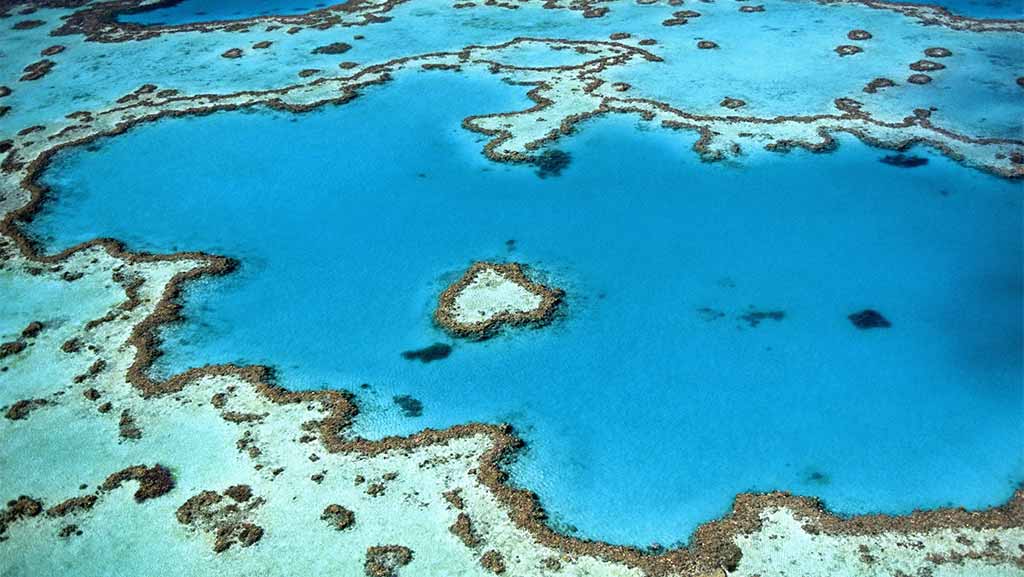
[118,0,333,24]
[30,70,1024,545]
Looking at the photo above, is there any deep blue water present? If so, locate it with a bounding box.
[118,0,332,24]
[118,0,1024,25]
[31,71,1024,545]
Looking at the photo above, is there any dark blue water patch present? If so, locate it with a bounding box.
[29,71,1024,546]
[881,154,929,169]
[118,0,331,25]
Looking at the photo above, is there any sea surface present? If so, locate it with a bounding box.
[29,70,1024,546]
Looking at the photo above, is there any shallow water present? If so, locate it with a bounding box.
[30,70,1024,545]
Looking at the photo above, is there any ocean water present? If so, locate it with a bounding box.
[29,70,1024,546]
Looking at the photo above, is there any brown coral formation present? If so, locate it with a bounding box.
[739,4,764,12]
[20,321,43,338]
[118,409,142,439]
[834,44,863,56]
[46,495,97,518]
[176,486,265,552]
[434,262,563,339]
[12,19,45,29]
[312,42,352,54]
[0,340,27,359]
[221,48,243,59]
[40,45,66,56]
[924,46,952,58]
[662,10,699,25]
[847,29,872,40]
[101,464,174,502]
[450,512,481,547]
[252,40,273,49]
[697,40,718,49]
[910,59,946,72]
[321,503,355,530]
[19,59,55,81]
[720,97,746,109]
[480,550,506,573]
[365,545,413,577]
[908,73,933,84]
[863,77,896,93]
[298,68,321,78]
[5,398,48,420]
[1,496,42,539]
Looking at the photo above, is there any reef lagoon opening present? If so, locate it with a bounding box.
[28,70,1024,546]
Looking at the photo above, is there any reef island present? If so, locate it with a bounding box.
[435,262,563,338]
[0,0,1022,576]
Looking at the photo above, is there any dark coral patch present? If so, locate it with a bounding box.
[863,77,896,94]
[221,48,243,59]
[697,40,719,49]
[848,309,891,329]
[880,154,928,168]
[401,343,451,363]
[312,42,352,55]
[12,19,44,30]
[924,47,952,58]
[365,545,413,577]
[720,97,746,109]
[910,59,945,72]
[834,45,863,57]
[739,310,785,327]
[481,550,506,574]
[393,395,424,417]
[5,399,47,421]
[907,73,932,85]
[847,29,872,40]
[101,464,174,502]
[532,149,571,178]
[322,504,355,530]
[20,59,55,82]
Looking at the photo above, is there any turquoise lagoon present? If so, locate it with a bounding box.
[29,71,1024,545]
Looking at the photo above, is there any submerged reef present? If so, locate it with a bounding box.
[435,262,564,338]
[0,0,1022,575]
